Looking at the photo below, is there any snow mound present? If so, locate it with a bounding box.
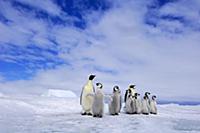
[42,89,77,98]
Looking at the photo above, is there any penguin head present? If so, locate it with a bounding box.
[89,75,96,80]
[96,82,103,89]
[152,95,157,100]
[129,84,135,89]
[135,93,140,97]
[145,92,151,96]
[113,85,119,92]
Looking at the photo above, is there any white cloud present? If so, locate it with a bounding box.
[15,0,62,16]
[0,0,200,101]
[158,0,200,30]
[0,74,5,83]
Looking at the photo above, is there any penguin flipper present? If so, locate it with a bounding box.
[80,87,84,105]
[120,96,122,110]
[124,90,128,103]
[93,85,95,92]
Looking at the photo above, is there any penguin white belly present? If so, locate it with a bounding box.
[109,97,115,115]
[132,99,137,113]
[142,99,150,114]
[150,101,157,114]
[109,94,120,115]
[125,98,133,114]
[82,86,94,112]
[136,99,142,114]
[115,95,121,114]
[92,91,104,116]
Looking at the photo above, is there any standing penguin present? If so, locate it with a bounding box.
[135,93,142,114]
[150,95,157,114]
[124,85,136,103]
[125,93,136,114]
[141,94,151,115]
[145,92,151,103]
[144,92,151,112]
[80,75,96,115]
[92,83,104,118]
[109,86,121,115]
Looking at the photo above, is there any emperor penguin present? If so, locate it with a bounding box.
[92,83,104,118]
[145,92,151,112]
[135,93,142,114]
[150,95,157,115]
[109,86,121,115]
[125,93,136,114]
[80,75,96,115]
[124,84,136,103]
[145,92,151,103]
[141,94,151,115]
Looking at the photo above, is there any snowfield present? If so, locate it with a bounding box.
[42,89,77,98]
[0,95,200,133]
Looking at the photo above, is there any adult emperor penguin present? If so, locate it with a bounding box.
[92,83,104,118]
[80,74,96,115]
[150,95,157,114]
[124,85,136,103]
[135,93,142,114]
[109,86,121,115]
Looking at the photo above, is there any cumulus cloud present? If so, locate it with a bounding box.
[0,0,200,101]
[15,0,62,16]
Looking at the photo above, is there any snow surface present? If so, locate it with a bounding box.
[0,95,200,133]
[0,92,4,97]
[42,89,77,98]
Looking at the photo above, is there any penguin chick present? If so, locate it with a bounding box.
[92,83,104,118]
[135,93,142,114]
[141,95,150,115]
[109,86,121,115]
[150,95,157,115]
[125,94,136,114]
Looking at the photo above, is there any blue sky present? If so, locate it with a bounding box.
[0,0,200,101]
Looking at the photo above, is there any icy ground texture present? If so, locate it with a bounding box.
[42,89,77,98]
[0,96,200,133]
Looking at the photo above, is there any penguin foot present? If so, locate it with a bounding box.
[81,112,87,115]
[93,114,97,117]
[143,113,149,115]
[98,115,102,118]
[87,113,93,116]
[115,113,119,115]
[150,112,157,115]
